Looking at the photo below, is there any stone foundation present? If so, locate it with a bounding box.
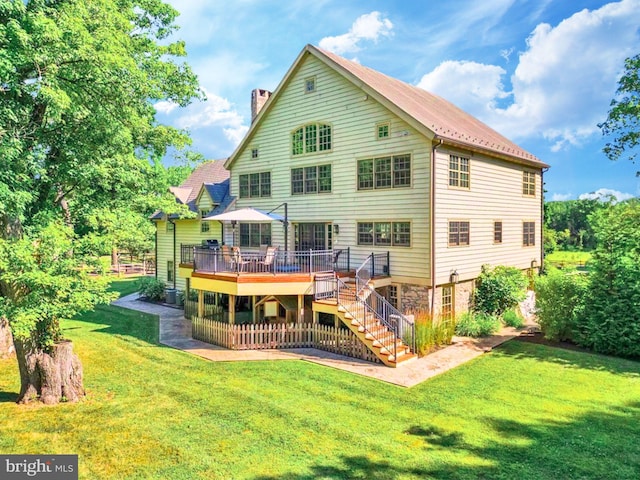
[397,280,474,317]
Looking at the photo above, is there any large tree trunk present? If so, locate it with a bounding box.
[0,317,15,359]
[14,338,84,405]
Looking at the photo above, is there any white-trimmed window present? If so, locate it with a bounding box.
[239,172,271,198]
[200,209,210,233]
[292,123,331,155]
[167,260,174,282]
[377,122,390,140]
[166,221,174,233]
[449,155,470,188]
[523,171,536,196]
[291,165,331,195]
[494,221,502,244]
[448,221,470,246]
[357,154,411,190]
[523,221,536,247]
[251,148,259,159]
[442,286,453,320]
[357,221,411,247]
[305,77,316,93]
[388,285,399,310]
[240,223,271,248]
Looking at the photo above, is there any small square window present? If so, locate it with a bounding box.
[305,77,316,93]
[251,148,259,159]
[377,123,390,139]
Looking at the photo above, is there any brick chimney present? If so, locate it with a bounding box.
[251,88,271,123]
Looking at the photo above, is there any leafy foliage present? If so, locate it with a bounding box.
[473,265,528,316]
[576,200,640,357]
[502,309,524,328]
[455,312,501,337]
[535,268,589,342]
[599,54,640,171]
[0,0,201,372]
[544,199,609,251]
[137,277,166,302]
[0,223,115,350]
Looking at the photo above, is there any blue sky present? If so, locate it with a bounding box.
[156,0,640,202]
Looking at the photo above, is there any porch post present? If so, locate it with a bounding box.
[252,296,257,324]
[297,294,304,323]
[229,294,236,324]
[197,290,204,318]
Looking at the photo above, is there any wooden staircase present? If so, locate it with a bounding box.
[314,280,417,367]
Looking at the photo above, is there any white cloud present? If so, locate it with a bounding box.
[319,11,393,54]
[551,193,572,201]
[578,188,635,202]
[223,126,250,145]
[416,0,640,149]
[154,100,179,115]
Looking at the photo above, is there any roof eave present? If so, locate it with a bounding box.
[437,137,550,169]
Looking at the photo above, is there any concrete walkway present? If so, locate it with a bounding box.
[112,293,528,388]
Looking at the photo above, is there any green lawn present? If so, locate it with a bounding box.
[545,250,592,268]
[1,279,639,479]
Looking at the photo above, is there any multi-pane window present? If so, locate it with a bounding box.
[523,171,536,196]
[167,261,174,282]
[239,223,271,248]
[239,172,271,198]
[357,222,411,247]
[449,155,470,188]
[494,221,503,244]
[200,210,210,233]
[523,221,536,247]
[388,285,399,310]
[357,154,411,190]
[305,77,316,93]
[166,221,174,233]
[442,286,453,320]
[448,221,470,246]
[291,165,331,195]
[292,123,331,155]
[377,122,390,139]
[251,148,259,159]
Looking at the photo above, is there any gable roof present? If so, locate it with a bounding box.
[150,160,233,220]
[227,44,548,169]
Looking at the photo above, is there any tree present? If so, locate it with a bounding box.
[600,54,640,173]
[0,0,201,404]
[576,199,640,357]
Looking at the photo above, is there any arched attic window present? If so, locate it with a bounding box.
[292,123,332,155]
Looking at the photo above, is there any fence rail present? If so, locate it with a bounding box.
[191,317,381,363]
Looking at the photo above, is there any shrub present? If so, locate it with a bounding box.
[535,268,588,342]
[502,309,524,328]
[455,312,501,337]
[137,277,166,301]
[575,200,640,357]
[406,311,456,356]
[473,265,528,316]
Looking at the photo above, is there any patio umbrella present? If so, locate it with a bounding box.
[203,207,288,252]
[202,207,284,223]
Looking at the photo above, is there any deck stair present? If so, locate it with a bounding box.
[313,257,416,367]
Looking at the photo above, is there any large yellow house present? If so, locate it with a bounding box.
[154,44,548,366]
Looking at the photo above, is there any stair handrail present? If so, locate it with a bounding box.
[355,254,415,354]
[333,275,398,361]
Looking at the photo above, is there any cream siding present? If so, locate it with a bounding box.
[155,218,222,292]
[433,147,542,285]
[230,54,432,282]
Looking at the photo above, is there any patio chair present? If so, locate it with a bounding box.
[231,246,251,272]
[221,245,234,270]
[259,244,269,260]
[259,246,278,273]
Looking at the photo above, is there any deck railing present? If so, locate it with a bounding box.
[182,246,351,275]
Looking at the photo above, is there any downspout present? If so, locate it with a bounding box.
[430,138,443,314]
[154,222,158,279]
[170,218,176,289]
[540,167,549,272]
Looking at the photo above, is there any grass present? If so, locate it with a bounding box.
[545,250,592,268]
[1,278,639,479]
